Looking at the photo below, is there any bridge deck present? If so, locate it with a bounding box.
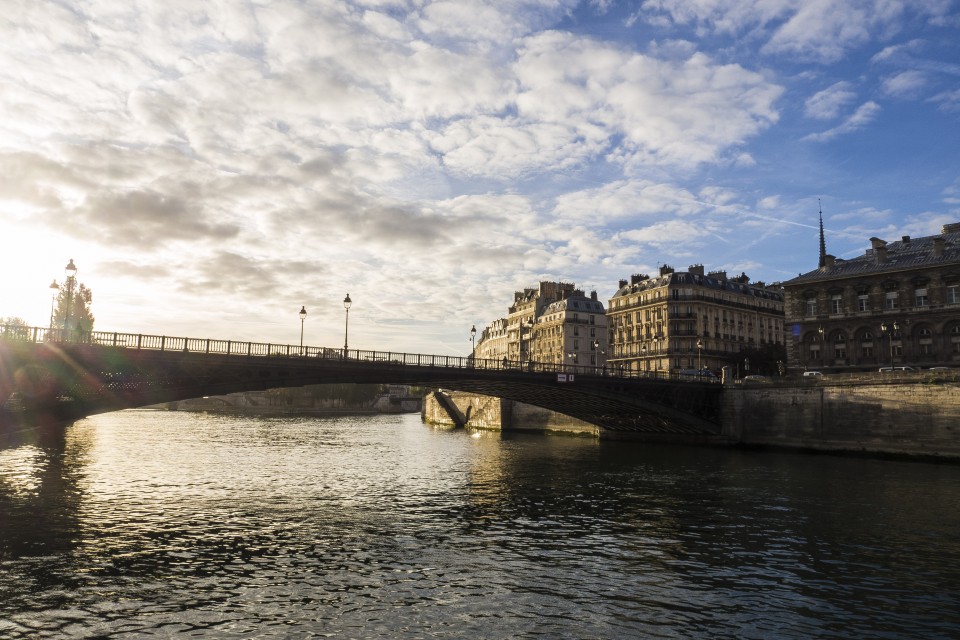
[1,325,723,434]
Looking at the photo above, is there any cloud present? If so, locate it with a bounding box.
[803,101,881,141]
[931,89,960,113]
[639,1,952,64]
[804,82,857,119]
[881,70,927,97]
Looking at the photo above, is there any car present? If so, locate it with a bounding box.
[802,371,823,377]
[742,375,769,382]
[928,366,951,371]
[878,366,916,373]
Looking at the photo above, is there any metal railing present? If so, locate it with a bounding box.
[0,324,721,384]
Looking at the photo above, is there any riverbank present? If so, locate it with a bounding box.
[424,381,960,460]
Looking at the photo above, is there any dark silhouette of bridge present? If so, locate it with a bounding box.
[0,325,723,434]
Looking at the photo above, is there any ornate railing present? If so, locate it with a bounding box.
[0,324,719,383]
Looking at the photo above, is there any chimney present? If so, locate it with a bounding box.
[870,237,887,251]
[824,255,836,268]
[875,245,887,263]
[688,264,705,276]
[630,274,644,285]
[659,264,674,276]
[590,290,598,301]
[708,270,727,281]
[942,223,960,234]
[902,235,911,244]
[934,237,946,257]
[618,279,628,289]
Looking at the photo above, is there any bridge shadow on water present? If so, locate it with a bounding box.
[1,326,723,435]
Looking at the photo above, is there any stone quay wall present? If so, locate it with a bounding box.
[422,391,598,436]
[722,382,960,459]
[423,382,960,459]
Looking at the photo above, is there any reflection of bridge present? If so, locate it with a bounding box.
[0,326,723,434]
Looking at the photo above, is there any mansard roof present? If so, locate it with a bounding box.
[611,271,783,302]
[785,223,960,287]
[542,295,605,315]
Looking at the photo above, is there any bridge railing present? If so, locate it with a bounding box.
[0,324,719,383]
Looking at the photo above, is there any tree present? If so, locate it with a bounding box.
[1,316,28,327]
[53,282,95,333]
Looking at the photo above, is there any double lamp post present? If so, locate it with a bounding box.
[297,293,352,357]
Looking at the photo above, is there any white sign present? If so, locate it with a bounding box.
[557,374,575,383]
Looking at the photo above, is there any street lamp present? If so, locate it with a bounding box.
[696,337,703,379]
[744,357,750,376]
[470,325,477,363]
[818,325,825,365]
[881,321,899,368]
[48,279,59,330]
[343,294,352,354]
[299,306,307,355]
[64,259,77,335]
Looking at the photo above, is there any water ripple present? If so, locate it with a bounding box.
[1,411,959,638]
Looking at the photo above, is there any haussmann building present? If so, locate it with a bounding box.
[606,265,785,376]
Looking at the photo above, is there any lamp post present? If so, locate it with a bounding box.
[881,321,899,368]
[343,294,352,355]
[818,325,824,366]
[470,325,477,364]
[299,306,307,355]
[64,259,77,336]
[696,337,703,378]
[592,339,605,375]
[744,356,750,377]
[522,318,534,369]
[48,279,59,330]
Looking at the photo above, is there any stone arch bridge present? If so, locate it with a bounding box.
[0,326,723,435]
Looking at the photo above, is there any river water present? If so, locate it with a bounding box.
[1,410,959,639]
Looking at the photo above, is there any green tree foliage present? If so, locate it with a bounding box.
[1,316,28,327]
[53,282,95,332]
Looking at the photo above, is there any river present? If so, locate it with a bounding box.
[1,410,959,639]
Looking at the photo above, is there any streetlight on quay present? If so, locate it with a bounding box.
[299,306,307,355]
[881,321,899,369]
[343,293,352,355]
[64,259,77,335]
[696,337,704,379]
[48,279,59,330]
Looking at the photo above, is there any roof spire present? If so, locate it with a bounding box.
[818,198,827,269]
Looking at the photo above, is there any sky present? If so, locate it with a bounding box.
[2,0,959,356]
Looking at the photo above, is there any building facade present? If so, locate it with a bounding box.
[783,222,960,372]
[474,281,608,370]
[532,290,607,370]
[607,265,785,375]
[473,317,509,363]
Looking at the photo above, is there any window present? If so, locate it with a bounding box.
[831,294,842,314]
[885,291,899,309]
[947,285,960,305]
[835,344,846,359]
[806,298,816,316]
[858,293,869,312]
[915,288,928,307]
